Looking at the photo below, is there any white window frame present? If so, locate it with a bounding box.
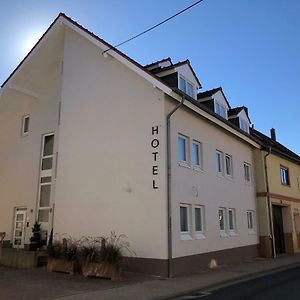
[244,162,252,183]
[21,115,30,136]
[194,205,205,239]
[225,154,233,178]
[178,134,190,167]
[280,165,290,186]
[179,76,195,98]
[215,101,227,119]
[228,208,237,235]
[218,207,227,237]
[192,140,203,170]
[180,204,192,240]
[247,210,256,233]
[216,150,224,175]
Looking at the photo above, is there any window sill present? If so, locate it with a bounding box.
[248,230,256,235]
[193,166,203,173]
[229,232,238,237]
[195,233,206,240]
[180,233,193,241]
[219,232,228,238]
[178,161,191,169]
[281,183,291,188]
[216,173,224,178]
[244,180,252,186]
[225,175,233,181]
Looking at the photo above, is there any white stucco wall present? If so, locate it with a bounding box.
[165,99,258,258]
[54,28,168,259]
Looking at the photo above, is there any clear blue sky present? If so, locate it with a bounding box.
[1,0,299,154]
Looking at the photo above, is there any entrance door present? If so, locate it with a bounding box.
[13,208,27,248]
[273,205,285,254]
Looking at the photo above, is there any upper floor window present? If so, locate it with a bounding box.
[225,154,233,177]
[178,135,188,163]
[21,115,30,136]
[215,102,227,119]
[179,76,194,98]
[216,150,223,174]
[240,118,249,133]
[244,162,252,183]
[192,140,202,168]
[280,166,290,186]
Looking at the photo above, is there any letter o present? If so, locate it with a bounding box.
[151,139,159,148]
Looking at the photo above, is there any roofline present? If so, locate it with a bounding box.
[144,57,171,68]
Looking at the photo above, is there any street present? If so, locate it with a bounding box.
[173,266,300,300]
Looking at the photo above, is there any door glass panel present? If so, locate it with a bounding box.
[38,209,49,222]
[40,185,51,207]
[42,158,53,170]
[41,176,52,183]
[43,135,54,156]
[16,214,24,221]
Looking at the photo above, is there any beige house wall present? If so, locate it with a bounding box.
[53,28,168,259]
[165,100,259,258]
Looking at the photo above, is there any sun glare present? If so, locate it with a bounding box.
[22,31,44,55]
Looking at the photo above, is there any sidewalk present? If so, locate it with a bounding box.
[1,254,300,300]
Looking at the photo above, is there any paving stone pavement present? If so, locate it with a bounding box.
[1,254,300,300]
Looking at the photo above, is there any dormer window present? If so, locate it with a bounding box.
[240,118,249,133]
[179,76,194,98]
[215,101,227,119]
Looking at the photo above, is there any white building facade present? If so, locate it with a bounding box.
[0,14,260,276]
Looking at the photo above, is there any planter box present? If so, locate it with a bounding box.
[81,262,121,280]
[47,258,76,275]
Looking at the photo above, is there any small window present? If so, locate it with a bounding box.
[179,77,187,93]
[187,82,194,98]
[180,204,190,233]
[192,141,202,168]
[195,206,204,233]
[240,118,249,133]
[218,208,226,232]
[21,115,30,136]
[215,102,227,119]
[225,154,233,177]
[178,135,189,163]
[216,150,223,174]
[179,76,194,98]
[280,166,290,186]
[244,163,251,182]
[228,208,236,234]
[247,210,255,231]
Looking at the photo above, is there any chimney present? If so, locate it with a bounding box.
[270,128,276,141]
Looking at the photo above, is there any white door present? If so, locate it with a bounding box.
[13,208,27,248]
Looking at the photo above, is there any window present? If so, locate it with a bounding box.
[280,166,290,186]
[240,118,249,133]
[247,210,255,231]
[195,206,204,233]
[21,115,30,136]
[216,151,223,174]
[180,204,190,233]
[215,102,227,118]
[228,208,236,234]
[218,208,226,232]
[225,154,233,177]
[244,163,251,182]
[192,141,202,168]
[178,135,188,163]
[179,76,194,98]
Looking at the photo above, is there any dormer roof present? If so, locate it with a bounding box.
[228,106,251,123]
[197,87,231,109]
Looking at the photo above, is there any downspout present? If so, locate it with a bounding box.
[264,147,276,258]
[166,95,185,277]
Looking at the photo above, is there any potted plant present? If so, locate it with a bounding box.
[29,222,45,251]
[80,232,132,280]
[47,236,79,275]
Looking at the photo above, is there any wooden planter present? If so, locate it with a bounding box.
[47,258,76,275]
[81,261,121,281]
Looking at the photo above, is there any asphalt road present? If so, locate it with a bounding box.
[174,266,300,300]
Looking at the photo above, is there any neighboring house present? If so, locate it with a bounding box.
[252,128,300,257]
[0,13,261,276]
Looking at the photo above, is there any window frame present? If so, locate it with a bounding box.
[280,165,290,186]
[192,140,203,170]
[216,150,224,175]
[225,154,233,178]
[179,76,195,98]
[244,162,252,183]
[180,203,192,240]
[21,115,30,136]
[215,101,227,119]
[247,210,256,232]
[178,134,190,167]
[194,205,205,238]
[218,207,227,236]
[239,118,249,133]
[228,208,237,235]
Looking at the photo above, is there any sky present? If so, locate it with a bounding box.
[0,0,299,154]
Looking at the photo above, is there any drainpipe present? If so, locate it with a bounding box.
[264,147,276,258]
[166,95,185,277]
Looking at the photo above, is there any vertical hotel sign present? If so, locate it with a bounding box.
[151,125,159,189]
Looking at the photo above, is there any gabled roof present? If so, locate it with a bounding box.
[145,59,201,88]
[144,57,171,69]
[228,106,251,123]
[251,128,300,164]
[197,87,231,109]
